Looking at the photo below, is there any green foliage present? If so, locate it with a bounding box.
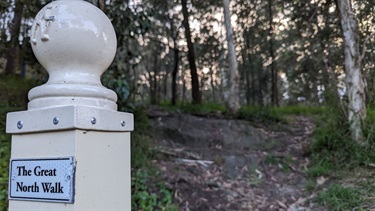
[130,108,178,209]
[237,106,285,123]
[131,108,156,169]
[160,101,226,115]
[0,75,38,107]
[0,107,12,211]
[132,170,177,211]
[0,134,10,211]
[0,76,38,210]
[316,184,363,211]
[102,75,132,110]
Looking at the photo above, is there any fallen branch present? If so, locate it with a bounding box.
[176,158,214,167]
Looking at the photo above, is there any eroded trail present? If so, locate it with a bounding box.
[148,108,323,210]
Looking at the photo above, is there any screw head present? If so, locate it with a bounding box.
[121,120,126,127]
[17,121,23,129]
[53,117,59,125]
[91,117,97,125]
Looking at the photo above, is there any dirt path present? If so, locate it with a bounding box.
[147,108,324,210]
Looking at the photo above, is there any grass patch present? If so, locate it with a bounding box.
[316,183,363,211]
[308,107,375,176]
[274,105,325,116]
[307,106,375,209]
[237,106,286,124]
[160,101,226,115]
[306,159,333,178]
[237,105,325,124]
[264,154,294,172]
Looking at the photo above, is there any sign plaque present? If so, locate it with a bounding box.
[9,157,75,203]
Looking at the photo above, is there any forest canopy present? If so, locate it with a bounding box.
[0,0,374,140]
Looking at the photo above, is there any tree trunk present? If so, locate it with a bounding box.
[171,47,179,105]
[90,0,105,11]
[210,67,216,102]
[337,0,366,143]
[268,0,278,106]
[245,31,255,105]
[222,0,240,114]
[4,0,24,75]
[181,0,201,104]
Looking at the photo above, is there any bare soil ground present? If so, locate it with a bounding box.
[147,107,327,211]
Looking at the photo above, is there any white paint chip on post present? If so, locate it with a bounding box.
[6,0,133,210]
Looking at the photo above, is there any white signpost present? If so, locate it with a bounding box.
[6,0,133,210]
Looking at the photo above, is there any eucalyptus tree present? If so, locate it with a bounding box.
[337,0,366,143]
[222,0,240,113]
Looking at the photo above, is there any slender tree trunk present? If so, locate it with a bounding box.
[163,69,168,102]
[245,32,255,105]
[241,38,250,105]
[181,0,201,104]
[268,0,278,106]
[182,74,187,105]
[222,0,240,114]
[257,68,264,106]
[337,0,366,143]
[90,0,105,11]
[171,47,179,105]
[5,0,24,75]
[210,67,216,102]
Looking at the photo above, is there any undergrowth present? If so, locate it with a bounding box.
[308,107,375,174]
[316,183,363,211]
[237,106,286,123]
[307,106,375,210]
[0,108,11,211]
[160,101,225,115]
[125,108,178,210]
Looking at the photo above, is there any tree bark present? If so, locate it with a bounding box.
[268,0,278,106]
[222,0,240,114]
[170,15,180,106]
[209,67,216,102]
[171,47,179,105]
[4,0,24,75]
[181,0,201,104]
[337,0,366,143]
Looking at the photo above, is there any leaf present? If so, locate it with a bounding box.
[316,176,328,186]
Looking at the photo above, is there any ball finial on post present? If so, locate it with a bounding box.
[29,0,118,110]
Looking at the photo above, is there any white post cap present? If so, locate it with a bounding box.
[29,0,118,110]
